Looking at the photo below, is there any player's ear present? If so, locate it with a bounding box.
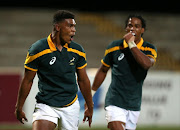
[141,28,145,34]
[55,23,60,32]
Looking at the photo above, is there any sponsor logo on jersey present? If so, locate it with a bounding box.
[49,56,56,65]
[118,53,124,61]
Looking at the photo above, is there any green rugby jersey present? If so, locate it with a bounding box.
[24,34,87,107]
[102,38,157,111]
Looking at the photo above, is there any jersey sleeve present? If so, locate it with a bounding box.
[76,46,87,69]
[24,44,39,71]
[141,43,157,63]
[101,42,113,68]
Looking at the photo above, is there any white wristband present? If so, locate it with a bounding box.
[128,41,137,49]
[91,90,96,97]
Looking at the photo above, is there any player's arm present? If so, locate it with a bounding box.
[15,68,36,124]
[130,47,155,70]
[91,64,110,96]
[76,67,93,127]
[124,33,155,70]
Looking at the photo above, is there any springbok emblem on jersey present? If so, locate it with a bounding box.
[69,57,75,65]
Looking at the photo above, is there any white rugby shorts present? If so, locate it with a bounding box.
[32,99,80,130]
[105,105,140,130]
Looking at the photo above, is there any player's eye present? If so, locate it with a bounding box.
[128,24,133,28]
[135,24,141,28]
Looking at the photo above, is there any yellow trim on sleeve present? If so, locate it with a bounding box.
[140,46,157,59]
[104,46,122,56]
[77,63,87,69]
[64,94,78,107]
[24,65,38,72]
[25,49,53,64]
[64,46,87,60]
[24,34,56,65]
[101,59,110,67]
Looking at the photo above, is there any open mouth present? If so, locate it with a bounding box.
[132,33,136,36]
[70,35,74,41]
[130,31,136,36]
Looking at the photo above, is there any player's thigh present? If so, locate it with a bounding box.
[105,105,127,130]
[58,99,80,130]
[108,121,126,130]
[32,103,59,129]
[105,105,127,123]
[126,111,140,130]
[32,120,56,130]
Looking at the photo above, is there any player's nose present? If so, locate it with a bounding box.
[130,26,135,31]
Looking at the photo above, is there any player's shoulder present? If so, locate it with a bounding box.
[69,41,85,52]
[106,39,124,49]
[28,38,48,55]
[143,41,157,51]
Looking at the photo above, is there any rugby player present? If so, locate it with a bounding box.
[15,10,93,130]
[91,14,157,130]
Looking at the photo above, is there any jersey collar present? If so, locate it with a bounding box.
[123,38,144,49]
[47,34,69,51]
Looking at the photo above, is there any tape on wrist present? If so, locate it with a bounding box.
[91,90,96,97]
[128,41,137,49]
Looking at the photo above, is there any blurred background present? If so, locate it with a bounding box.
[0,1,180,130]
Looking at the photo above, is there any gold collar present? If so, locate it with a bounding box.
[47,34,68,51]
[123,38,144,49]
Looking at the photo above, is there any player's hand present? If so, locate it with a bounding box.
[84,102,88,110]
[123,32,135,44]
[83,103,93,127]
[14,109,28,124]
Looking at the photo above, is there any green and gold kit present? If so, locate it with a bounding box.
[24,34,87,107]
[102,38,157,111]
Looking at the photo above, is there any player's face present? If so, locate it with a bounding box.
[126,17,144,41]
[59,19,76,44]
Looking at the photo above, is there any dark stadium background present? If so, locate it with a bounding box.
[0,0,179,14]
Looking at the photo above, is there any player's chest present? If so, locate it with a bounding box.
[38,50,78,73]
[112,49,138,72]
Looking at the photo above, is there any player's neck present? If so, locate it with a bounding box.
[134,37,142,44]
[51,32,64,51]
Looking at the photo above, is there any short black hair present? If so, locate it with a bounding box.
[53,10,75,24]
[125,14,146,30]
